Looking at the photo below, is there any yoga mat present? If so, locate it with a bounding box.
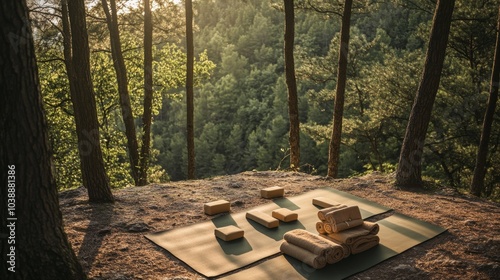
[145,188,391,278]
[220,213,447,280]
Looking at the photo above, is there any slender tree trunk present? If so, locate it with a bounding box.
[138,0,153,186]
[101,0,140,185]
[327,0,353,178]
[471,5,500,196]
[395,0,455,188]
[186,0,196,179]
[0,0,86,278]
[284,0,300,171]
[61,0,74,91]
[67,0,114,202]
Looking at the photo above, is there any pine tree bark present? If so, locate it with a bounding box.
[471,5,500,196]
[101,0,141,185]
[0,0,86,278]
[67,0,114,202]
[284,0,300,171]
[395,0,455,188]
[61,0,74,93]
[138,0,153,186]
[186,0,196,179]
[327,0,353,178]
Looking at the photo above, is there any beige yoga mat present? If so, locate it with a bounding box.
[220,213,447,280]
[145,188,391,278]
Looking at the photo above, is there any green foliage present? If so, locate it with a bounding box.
[33,0,500,198]
[38,56,82,190]
[35,1,214,189]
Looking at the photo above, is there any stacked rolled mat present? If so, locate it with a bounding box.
[316,204,380,255]
[280,229,345,269]
[280,203,380,269]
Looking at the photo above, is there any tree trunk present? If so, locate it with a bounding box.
[138,0,153,186]
[186,0,196,179]
[284,0,300,171]
[0,0,86,278]
[327,0,353,178]
[470,5,500,196]
[101,0,141,185]
[395,0,455,188]
[67,0,114,202]
[61,0,76,102]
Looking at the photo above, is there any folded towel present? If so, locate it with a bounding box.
[319,234,351,259]
[325,205,363,232]
[280,241,326,269]
[349,234,380,254]
[317,204,347,221]
[283,229,344,264]
[326,221,379,244]
[316,222,326,234]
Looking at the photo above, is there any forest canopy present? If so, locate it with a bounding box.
[31,0,499,199]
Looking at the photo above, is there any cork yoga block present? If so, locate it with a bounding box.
[260,186,285,198]
[246,211,279,228]
[214,225,244,241]
[272,208,298,222]
[312,197,339,208]
[204,200,230,215]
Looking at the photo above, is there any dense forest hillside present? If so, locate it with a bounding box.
[31,0,499,198]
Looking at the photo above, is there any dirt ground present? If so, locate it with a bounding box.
[59,171,500,279]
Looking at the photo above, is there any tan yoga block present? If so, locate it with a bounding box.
[261,186,285,198]
[312,197,338,208]
[246,211,279,228]
[204,200,230,215]
[214,225,244,241]
[272,208,298,222]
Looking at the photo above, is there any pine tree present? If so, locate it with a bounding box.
[67,0,114,202]
[0,0,86,277]
[284,0,301,171]
[327,0,353,178]
[395,0,456,188]
[471,4,500,196]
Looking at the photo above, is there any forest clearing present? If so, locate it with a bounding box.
[61,171,500,279]
[2,0,500,279]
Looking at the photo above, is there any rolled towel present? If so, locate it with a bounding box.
[283,229,344,264]
[325,205,363,232]
[320,234,351,259]
[317,204,347,221]
[323,222,334,234]
[325,243,344,264]
[280,241,326,269]
[361,221,379,235]
[349,234,380,254]
[316,222,326,234]
[326,221,378,244]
